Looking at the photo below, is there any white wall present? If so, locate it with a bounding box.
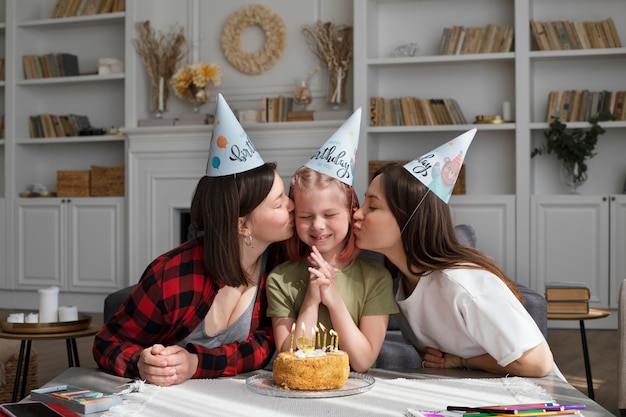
[130,0,354,123]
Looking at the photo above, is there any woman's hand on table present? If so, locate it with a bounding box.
[137,344,198,386]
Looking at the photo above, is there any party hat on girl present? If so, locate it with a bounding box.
[304,107,361,186]
[206,94,265,176]
[403,128,476,204]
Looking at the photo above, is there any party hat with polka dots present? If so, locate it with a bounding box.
[206,94,265,176]
[304,107,361,186]
[403,128,476,204]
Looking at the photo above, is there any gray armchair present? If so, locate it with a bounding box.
[376,224,548,369]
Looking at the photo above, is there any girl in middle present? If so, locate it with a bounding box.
[266,109,398,372]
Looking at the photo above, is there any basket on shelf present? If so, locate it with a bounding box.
[90,165,125,197]
[56,170,90,197]
[368,160,466,195]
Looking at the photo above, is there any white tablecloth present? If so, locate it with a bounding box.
[102,373,553,417]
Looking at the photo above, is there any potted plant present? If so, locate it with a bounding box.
[531,112,615,193]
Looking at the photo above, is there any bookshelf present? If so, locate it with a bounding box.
[1,0,129,296]
[354,0,626,312]
[0,0,6,299]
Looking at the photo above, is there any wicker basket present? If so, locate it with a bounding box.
[57,170,90,197]
[0,349,38,403]
[90,165,125,196]
[368,160,466,195]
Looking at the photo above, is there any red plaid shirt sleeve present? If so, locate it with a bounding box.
[92,239,278,379]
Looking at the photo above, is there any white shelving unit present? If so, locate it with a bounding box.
[354,0,626,314]
[1,0,129,305]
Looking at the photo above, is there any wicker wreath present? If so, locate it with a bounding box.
[220,4,286,75]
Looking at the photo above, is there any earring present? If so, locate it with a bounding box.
[244,235,253,247]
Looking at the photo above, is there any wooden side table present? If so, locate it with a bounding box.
[0,324,99,402]
[547,308,610,400]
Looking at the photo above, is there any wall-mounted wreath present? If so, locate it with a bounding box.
[220,4,287,75]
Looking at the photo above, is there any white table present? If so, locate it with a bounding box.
[32,367,614,417]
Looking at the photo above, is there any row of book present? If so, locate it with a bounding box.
[0,58,5,81]
[22,53,79,80]
[439,24,514,55]
[0,114,4,139]
[369,96,467,127]
[260,96,316,123]
[51,0,126,18]
[530,18,621,51]
[28,114,92,138]
[546,90,625,123]
[545,282,590,314]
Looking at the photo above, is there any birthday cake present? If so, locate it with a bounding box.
[273,326,350,391]
[273,349,350,391]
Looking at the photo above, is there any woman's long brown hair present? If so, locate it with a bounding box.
[373,163,522,302]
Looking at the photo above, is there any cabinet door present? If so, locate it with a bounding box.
[16,199,65,289]
[67,198,124,292]
[531,195,609,307]
[610,195,626,308]
[450,195,516,279]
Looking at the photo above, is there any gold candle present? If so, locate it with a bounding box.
[319,323,327,350]
[289,322,296,353]
[330,329,338,351]
[315,325,320,349]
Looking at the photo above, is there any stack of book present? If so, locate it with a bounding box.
[28,114,91,138]
[260,96,295,123]
[546,89,625,123]
[530,18,621,51]
[22,53,79,79]
[368,96,467,127]
[545,282,591,314]
[439,24,514,55]
[51,0,126,18]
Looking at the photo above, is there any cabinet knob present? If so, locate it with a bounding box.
[603,196,607,202]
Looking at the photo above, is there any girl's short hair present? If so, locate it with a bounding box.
[372,163,521,302]
[190,162,277,286]
[286,166,360,263]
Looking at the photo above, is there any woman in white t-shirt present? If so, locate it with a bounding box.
[352,162,554,377]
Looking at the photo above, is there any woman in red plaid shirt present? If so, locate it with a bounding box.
[93,95,294,386]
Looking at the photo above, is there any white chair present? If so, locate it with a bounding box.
[618,279,625,416]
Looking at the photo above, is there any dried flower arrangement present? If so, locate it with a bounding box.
[132,21,187,112]
[172,63,222,105]
[302,22,353,105]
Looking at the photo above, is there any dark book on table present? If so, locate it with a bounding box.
[545,281,590,301]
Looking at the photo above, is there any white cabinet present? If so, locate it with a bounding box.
[610,195,626,308]
[450,195,516,279]
[16,197,124,293]
[0,1,131,297]
[531,195,626,309]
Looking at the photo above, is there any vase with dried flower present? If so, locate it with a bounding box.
[302,22,353,108]
[531,112,614,193]
[293,67,319,110]
[132,21,187,117]
[172,62,222,114]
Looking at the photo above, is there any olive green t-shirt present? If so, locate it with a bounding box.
[266,255,398,330]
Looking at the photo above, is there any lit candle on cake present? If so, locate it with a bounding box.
[289,322,295,353]
[319,323,327,350]
[330,329,338,352]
